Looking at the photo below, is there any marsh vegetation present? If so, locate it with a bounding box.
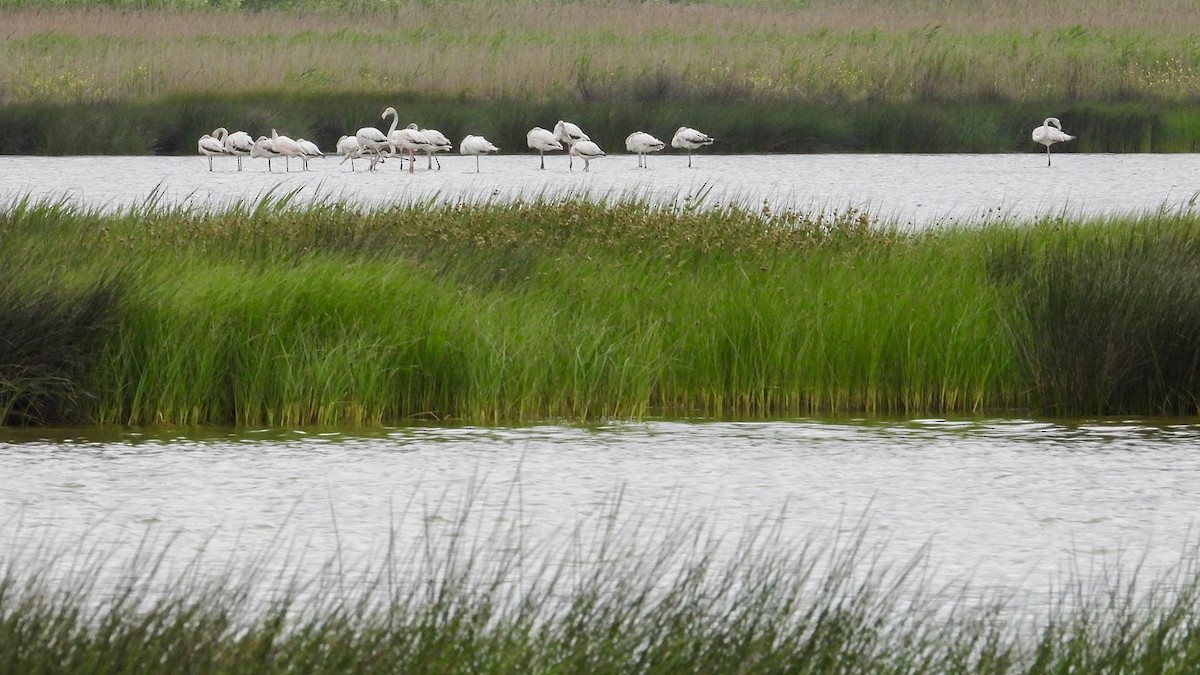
[3,194,1200,425]
[2,0,1200,153]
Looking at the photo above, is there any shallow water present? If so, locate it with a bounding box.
[2,152,1198,225]
[3,418,1199,606]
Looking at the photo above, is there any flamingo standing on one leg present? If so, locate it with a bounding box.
[198,131,228,171]
[671,127,714,168]
[625,131,665,168]
[250,135,282,172]
[1031,117,1075,167]
[356,107,399,171]
[555,120,590,170]
[460,134,499,173]
[271,129,304,172]
[526,127,563,169]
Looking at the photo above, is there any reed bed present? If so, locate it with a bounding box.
[4,504,1200,674]
[3,1,1200,153]
[4,194,1200,424]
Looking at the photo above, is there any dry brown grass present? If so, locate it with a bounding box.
[2,0,1200,104]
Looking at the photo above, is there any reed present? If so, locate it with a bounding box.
[3,194,1200,424]
[3,1,1200,154]
[3,505,1200,674]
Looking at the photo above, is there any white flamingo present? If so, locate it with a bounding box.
[569,140,604,172]
[271,129,304,172]
[389,122,434,174]
[526,126,563,169]
[356,107,399,171]
[296,138,322,171]
[625,131,665,168]
[460,134,499,173]
[419,128,453,170]
[671,127,714,168]
[197,132,228,171]
[336,135,367,171]
[1032,117,1075,167]
[250,135,282,172]
[222,129,254,171]
[555,120,590,170]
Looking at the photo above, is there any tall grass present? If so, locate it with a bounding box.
[4,504,1200,673]
[3,194,1200,424]
[3,1,1200,153]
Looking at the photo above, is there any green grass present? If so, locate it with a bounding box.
[4,506,1200,674]
[4,194,1200,425]
[3,1,1200,153]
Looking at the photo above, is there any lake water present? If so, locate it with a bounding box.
[5,151,1200,613]
[2,151,1199,225]
[3,418,1200,611]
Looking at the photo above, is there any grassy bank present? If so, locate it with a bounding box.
[2,1,1200,154]
[4,510,1200,674]
[3,195,1200,425]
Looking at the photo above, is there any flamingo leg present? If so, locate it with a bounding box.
[435,155,442,170]
[540,152,545,170]
[476,155,481,173]
[1047,144,1052,167]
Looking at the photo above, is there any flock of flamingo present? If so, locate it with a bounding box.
[198,112,1075,173]
[197,108,716,173]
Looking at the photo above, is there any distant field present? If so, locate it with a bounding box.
[3,0,1200,105]
[2,0,1200,153]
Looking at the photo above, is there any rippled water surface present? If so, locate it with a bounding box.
[3,419,1199,603]
[3,152,1199,224]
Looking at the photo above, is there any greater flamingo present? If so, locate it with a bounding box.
[356,107,399,171]
[459,134,499,173]
[296,138,322,171]
[1032,117,1075,167]
[526,127,563,169]
[271,129,304,172]
[625,131,665,168]
[389,122,434,174]
[197,131,228,171]
[569,140,604,172]
[555,120,590,170]
[671,127,714,168]
[223,129,254,171]
[419,128,453,170]
[336,135,366,171]
[250,135,282,172]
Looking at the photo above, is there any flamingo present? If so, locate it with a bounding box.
[1032,117,1075,167]
[296,138,322,171]
[526,126,563,169]
[460,134,499,173]
[389,122,434,174]
[270,129,304,172]
[555,120,590,170]
[671,127,714,168]
[419,128,453,170]
[625,131,665,168]
[197,132,228,171]
[222,129,255,171]
[336,135,367,171]
[250,135,282,172]
[356,107,399,171]
[569,140,604,172]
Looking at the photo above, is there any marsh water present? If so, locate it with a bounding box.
[2,151,1199,224]
[4,152,1200,609]
[3,418,1200,609]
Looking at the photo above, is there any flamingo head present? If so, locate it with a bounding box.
[382,107,397,120]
